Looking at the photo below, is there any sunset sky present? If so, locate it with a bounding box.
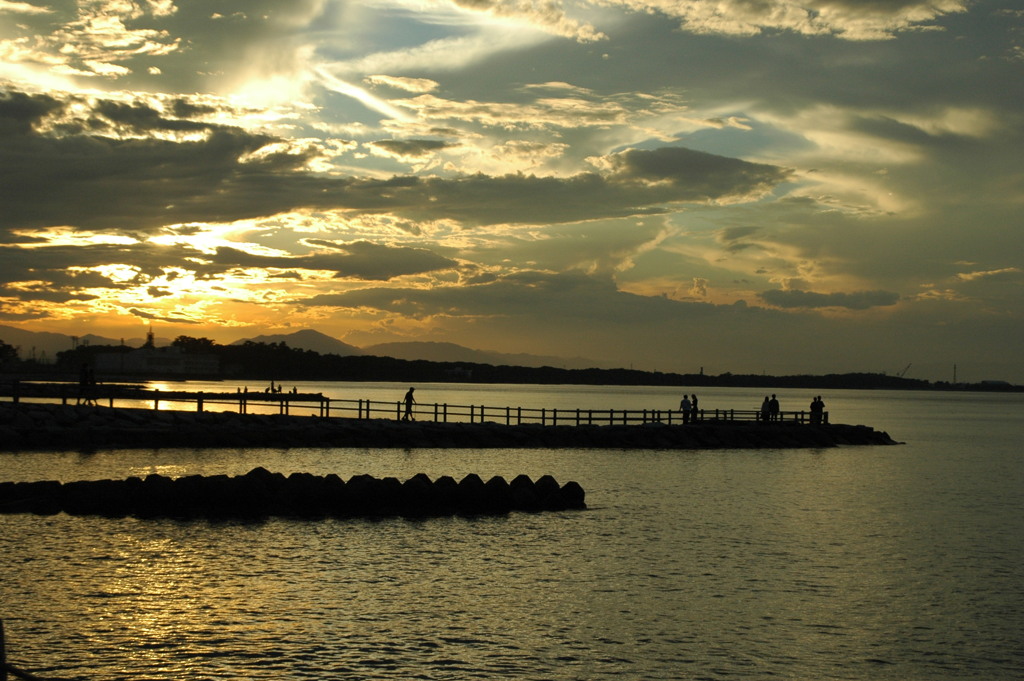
[1,0,1022,382]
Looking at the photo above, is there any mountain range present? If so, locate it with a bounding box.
[0,325,605,370]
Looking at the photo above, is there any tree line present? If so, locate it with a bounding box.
[0,336,1019,391]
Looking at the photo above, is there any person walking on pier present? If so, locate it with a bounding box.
[679,394,692,424]
[402,387,416,421]
[77,363,96,406]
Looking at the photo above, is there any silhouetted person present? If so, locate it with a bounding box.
[760,396,770,422]
[690,393,699,422]
[77,363,96,406]
[769,394,780,422]
[402,387,416,421]
[809,395,825,424]
[679,394,692,424]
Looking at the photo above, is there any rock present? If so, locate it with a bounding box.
[0,471,587,519]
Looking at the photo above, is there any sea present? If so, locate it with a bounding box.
[1,382,1022,681]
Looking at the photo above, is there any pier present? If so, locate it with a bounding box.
[0,380,828,426]
[0,402,895,453]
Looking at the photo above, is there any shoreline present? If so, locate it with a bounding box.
[0,402,899,451]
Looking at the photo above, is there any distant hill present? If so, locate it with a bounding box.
[0,324,172,358]
[361,341,603,370]
[0,324,139,359]
[231,329,363,356]
[0,325,598,368]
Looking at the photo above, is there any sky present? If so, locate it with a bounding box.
[0,0,1022,383]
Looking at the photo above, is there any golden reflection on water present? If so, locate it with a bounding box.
[3,390,1023,680]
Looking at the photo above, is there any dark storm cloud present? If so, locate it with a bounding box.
[0,242,203,303]
[91,100,212,134]
[300,269,713,323]
[212,241,458,280]
[605,147,784,194]
[385,148,787,226]
[0,88,291,232]
[0,86,790,234]
[369,139,455,158]
[129,307,201,324]
[759,289,900,310]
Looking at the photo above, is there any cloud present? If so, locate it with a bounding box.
[213,241,458,281]
[955,267,1022,282]
[598,147,789,201]
[452,0,607,42]
[129,307,201,324]
[365,75,438,94]
[608,0,969,40]
[0,2,52,15]
[368,139,457,161]
[759,288,900,310]
[0,86,790,233]
[300,269,683,321]
[2,1,1022,382]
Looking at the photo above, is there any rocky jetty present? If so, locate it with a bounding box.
[0,468,586,519]
[0,402,898,451]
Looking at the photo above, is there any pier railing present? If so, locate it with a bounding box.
[0,381,829,426]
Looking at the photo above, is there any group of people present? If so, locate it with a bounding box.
[808,395,826,424]
[678,393,699,424]
[760,394,781,421]
[758,394,827,423]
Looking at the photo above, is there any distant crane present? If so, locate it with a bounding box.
[897,363,912,378]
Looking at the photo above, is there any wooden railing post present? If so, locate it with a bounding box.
[197,392,204,412]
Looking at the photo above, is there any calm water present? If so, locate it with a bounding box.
[1,385,1022,680]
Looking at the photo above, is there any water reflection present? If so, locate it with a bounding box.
[2,389,1023,679]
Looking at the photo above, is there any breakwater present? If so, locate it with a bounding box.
[0,468,585,519]
[0,402,898,451]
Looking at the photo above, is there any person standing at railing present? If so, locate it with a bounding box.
[809,395,825,424]
[679,394,692,424]
[402,387,416,421]
[691,394,699,422]
[769,394,780,422]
